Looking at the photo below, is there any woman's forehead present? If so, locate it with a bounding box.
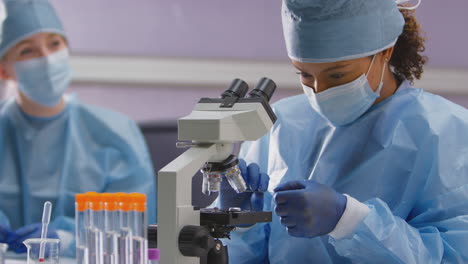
[293,57,368,72]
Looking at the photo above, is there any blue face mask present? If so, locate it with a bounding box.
[302,55,387,127]
[14,48,72,107]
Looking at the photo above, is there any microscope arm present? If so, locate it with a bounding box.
[158,143,233,264]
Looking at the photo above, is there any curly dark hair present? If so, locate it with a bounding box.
[389,9,428,84]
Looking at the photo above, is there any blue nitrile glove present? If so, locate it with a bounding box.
[0,225,14,243]
[219,159,269,212]
[6,223,59,254]
[274,180,347,238]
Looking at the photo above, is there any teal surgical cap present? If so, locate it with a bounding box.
[282,0,405,63]
[0,0,66,58]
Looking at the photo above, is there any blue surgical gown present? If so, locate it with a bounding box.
[224,81,468,263]
[0,95,156,256]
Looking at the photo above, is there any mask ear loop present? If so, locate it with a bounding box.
[366,55,377,76]
[375,57,389,95]
[366,54,386,95]
[396,0,421,10]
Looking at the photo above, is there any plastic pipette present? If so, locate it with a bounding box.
[39,201,52,262]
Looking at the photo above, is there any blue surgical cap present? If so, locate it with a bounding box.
[282,0,405,63]
[0,0,66,58]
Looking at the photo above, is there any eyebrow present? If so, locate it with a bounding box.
[13,34,62,50]
[323,64,352,73]
[15,40,33,47]
[47,33,61,39]
[292,63,304,72]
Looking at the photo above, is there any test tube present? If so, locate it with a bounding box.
[102,193,119,264]
[112,193,124,240]
[38,201,52,262]
[75,194,89,264]
[130,193,147,264]
[118,193,133,264]
[87,192,104,264]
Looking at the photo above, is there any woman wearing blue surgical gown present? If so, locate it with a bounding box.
[218,0,468,263]
[0,0,156,257]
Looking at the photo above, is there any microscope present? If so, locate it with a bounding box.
[155,77,277,264]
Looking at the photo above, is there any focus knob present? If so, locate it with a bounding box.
[178,225,215,257]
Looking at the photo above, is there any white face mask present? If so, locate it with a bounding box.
[302,54,387,126]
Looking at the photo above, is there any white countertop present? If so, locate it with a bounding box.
[6,258,75,264]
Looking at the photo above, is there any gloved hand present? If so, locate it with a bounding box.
[0,225,14,243]
[219,159,269,212]
[274,180,347,238]
[6,223,59,254]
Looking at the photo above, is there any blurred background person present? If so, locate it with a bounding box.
[0,0,156,256]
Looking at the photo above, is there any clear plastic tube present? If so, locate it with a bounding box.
[112,193,124,245]
[38,201,52,262]
[102,193,119,264]
[87,192,104,264]
[0,243,7,264]
[118,193,133,264]
[76,192,147,264]
[130,194,147,264]
[75,194,89,264]
[112,194,123,264]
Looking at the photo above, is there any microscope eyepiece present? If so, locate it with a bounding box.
[248,77,277,102]
[221,79,249,99]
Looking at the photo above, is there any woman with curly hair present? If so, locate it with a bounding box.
[218,0,468,262]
